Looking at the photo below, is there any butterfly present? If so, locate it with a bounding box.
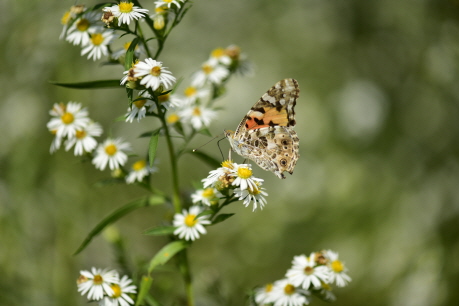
[224,78,300,179]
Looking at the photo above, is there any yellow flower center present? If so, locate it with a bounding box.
[237,167,252,179]
[167,113,180,124]
[155,7,167,13]
[76,18,90,32]
[93,274,103,285]
[158,93,170,103]
[105,144,118,156]
[184,86,197,97]
[150,66,161,76]
[304,266,314,275]
[153,14,165,30]
[134,99,147,108]
[132,160,146,171]
[264,283,273,293]
[164,0,174,3]
[192,107,201,117]
[184,214,198,227]
[202,188,215,199]
[221,160,234,169]
[202,64,213,75]
[61,11,71,25]
[211,48,225,58]
[61,112,74,124]
[119,2,134,13]
[90,33,104,46]
[123,41,137,51]
[75,130,86,139]
[331,260,344,273]
[284,284,295,295]
[110,284,122,298]
[248,186,261,195]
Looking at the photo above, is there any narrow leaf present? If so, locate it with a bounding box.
[49,80,121,89]
[138,127,162,139]
[144,225,176,236]
[186,150,221,169]
[125,37,140,70]
[73,197,149,255]
[196,210,213,219]
[148,194,166,205]
[148,130,160,167]
[212,213,235,225]
[135,275,153,306]
[148,241,188,273]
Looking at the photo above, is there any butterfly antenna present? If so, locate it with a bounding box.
[216,137,228,161]
[192,134,222,152]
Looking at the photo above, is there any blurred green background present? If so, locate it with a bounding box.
[2,0,459,305]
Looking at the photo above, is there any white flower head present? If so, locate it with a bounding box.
[182,85,210,105]
[133,58,176,90]
[202,160,236,189]
[165,107,182,125]
[157,92,183,109]
[323,250,351,287]
[81,30,116,61]
[286,253,330,289]
[125,97,155,123]
[178,104,217,130]
[98,274,137,306]
[208,47,232,66]
[255,283,275,305]
[112,41,144,60]
[47,102,90,139]
[77,267,118,301]
[125,159,157,184]
[191,61,229,87]
[270,279,310,306]
[231,163,264,192]
[191,187,222,206]
[234,182,268,211]
[92,138,131,171]
[155,0,186,9]
[66,11,102,46]
[104,2,149,26]
[173,205,211,241]
[64,121,103,156]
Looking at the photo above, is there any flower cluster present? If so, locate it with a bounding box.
[77,267,137,306]
[255,250,351,306]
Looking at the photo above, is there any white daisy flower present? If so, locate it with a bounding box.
[157,92,182,109]
[323,250,351,287]
[66,11,101,46]
[270,279,309,306]
[286,254,330,290]
[234,182,268,211]
[98,274,137,306]
[81,30,116,61]
[47,102,90,139]
[151,6,167,30]
[133,58,176,90]
[125,159,157,184]
[173,205,211,241]
[255,283,275,305]
[231,164,264,192]
[165,108,181,125]
[77,267,118,301]
[125,97,155,123]
[191,61,229,87]
[64,121,103,156]
[92,138,131,171]
[120,67,137,86]
[178,104,217,130]
[202,160,236,188]
[208,47,232,66]
[112,41,144,60]
[182,86,210,105]
[191,187,222,206]
[104,2,149,26]
[49,131,63,154]
[155,0,186,9]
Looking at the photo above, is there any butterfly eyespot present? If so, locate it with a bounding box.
[281,139,289,145]
[280,159,287,166]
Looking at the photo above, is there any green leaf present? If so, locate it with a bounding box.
[148,129,160,167]
[138,127,162,139]
[125,37,140,70]
[135,275,153,306]
[212,213,235,225]
[186,150,221,169]
[49,80,122,89]
[73,197,150,255]
[144,225,176,236]
[148,241,188,273]
[148,194,166,205]
[196,210,213,219]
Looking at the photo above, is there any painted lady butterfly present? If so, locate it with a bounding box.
[224,78,300,179]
